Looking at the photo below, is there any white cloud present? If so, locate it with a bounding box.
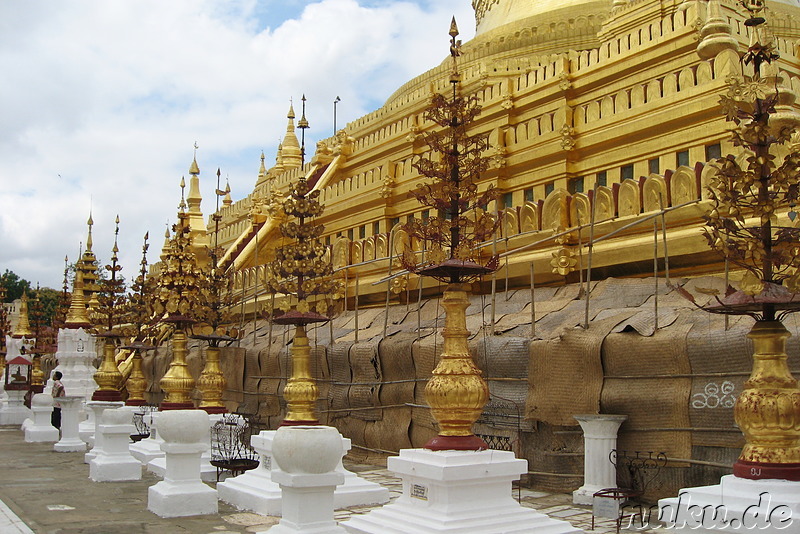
[0,0,474,289]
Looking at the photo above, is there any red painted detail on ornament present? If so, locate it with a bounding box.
[734,459,800,481]
[159,401,196,411]
[280,419,320,427]
[92,390,123,402]
[424,434,488,451]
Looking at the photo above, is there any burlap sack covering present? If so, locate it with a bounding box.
[410,335,441,447]
[601,321,694,461]
[220,346,245,406]
[687,316,751,448]
[348,340,382,421]
[590,277,662,308]
[310,345,330,424]
[239,346,261,414]
[257,346,281,419]
[329,342,354,420]
[366,335,416,452]
[532,300,590,340]
[527,313,635,424]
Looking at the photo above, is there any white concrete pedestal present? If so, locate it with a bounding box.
[84,400,124,463]
[0,390,31,425]
[90,408,142,482]
[658,475,800,532]
[54,396,87,452]
[342,448,582,534]
[48,328,99,400]
[218,430,389,516]
[24,394,59,442]
[147,410,217,518]
[147,412,222,482]
[573,414,627,505]
[266,471,347,534]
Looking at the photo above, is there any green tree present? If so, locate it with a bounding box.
[0,270,32,302]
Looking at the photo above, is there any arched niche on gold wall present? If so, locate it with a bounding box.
[672,165,698,204]
[520,201,539,232]
[642,174,668,212]
[542,189,570,230]
[570,193,590,226]
[618,179,641,217]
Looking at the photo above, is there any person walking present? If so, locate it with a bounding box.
[50,371,65,429]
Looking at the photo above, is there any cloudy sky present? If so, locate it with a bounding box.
[0,0,475,290]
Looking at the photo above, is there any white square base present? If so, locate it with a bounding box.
[147,455,219,483]
[25,426,59,443]
[659,474,800,533]
[54,438,86,452]
[90,455,142,482]
[147,480,218,518]
[218,430,389,516]
[342,448,583,534]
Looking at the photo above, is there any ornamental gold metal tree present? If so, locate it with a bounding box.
[191,169,241,414]
[119,233,157,406]
[91,216,126,402]
[401,18,499,451]
[681,2,800,481]
[153,205,205,410]
[265,104,339,424]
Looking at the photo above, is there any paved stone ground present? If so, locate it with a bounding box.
[0,426,661,533]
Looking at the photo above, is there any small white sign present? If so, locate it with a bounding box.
[411,484,428,501]
[47,504,75,511]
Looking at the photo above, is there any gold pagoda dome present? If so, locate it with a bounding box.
[473,0,610,37]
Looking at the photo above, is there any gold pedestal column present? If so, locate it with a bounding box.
[125,351,148,406]
[92,337,123,402]
[29,354,44,394]
[159,327,196,410]
[197,345,227,413]
[424,283,489,450]
[282,325,319,425]
[733,320,800,480]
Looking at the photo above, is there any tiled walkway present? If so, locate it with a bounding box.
[0,425,661,533]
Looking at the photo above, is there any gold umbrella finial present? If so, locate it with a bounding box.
[11,291,33,338]
[64,271,92,329]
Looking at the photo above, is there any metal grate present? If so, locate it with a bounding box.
[477,433,513,452]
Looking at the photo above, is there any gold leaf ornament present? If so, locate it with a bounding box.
[550,247,578,276]
[740,270,764,296]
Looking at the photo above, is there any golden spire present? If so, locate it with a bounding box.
[160,223,171,262]
[255,151,268,187]
[64,271,92,328]
[223,179,232,207]
[281,102,302,169]
[274,141,285,173]
[11,291,33,338]
[187,154,203,216]
[86,212,94,253]
[77,212,101,310]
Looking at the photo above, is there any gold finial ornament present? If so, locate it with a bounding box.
[425,284,489,446]
[30,353,44,387]
[264,130,337,424]
[155,204,205,410]
[401,20,499,450]
[92,216,126,402]
[92,339,123,400]
[680,6,800,480]
[281,325,318,423]
[734,321,800,473]
[159,327,195,407]
[11,291,33,338]
[65,271,92,328]
[124,351,148,406]
[196,345,226,411]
